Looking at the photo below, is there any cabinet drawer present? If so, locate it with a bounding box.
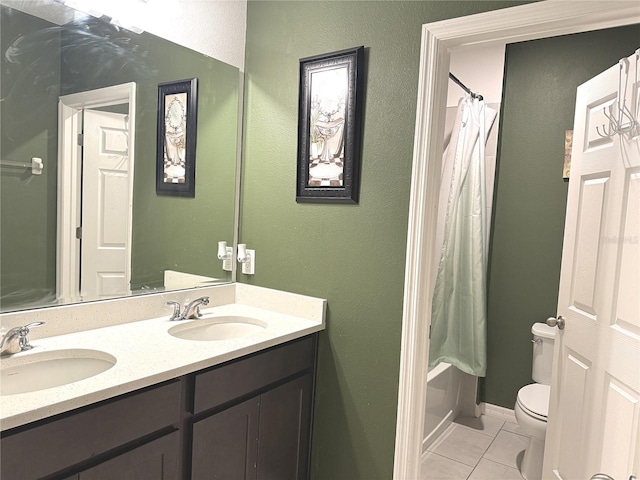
[194,335,316,413]
[1,380,182,480]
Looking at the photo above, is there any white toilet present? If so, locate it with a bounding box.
[514,322,556,480]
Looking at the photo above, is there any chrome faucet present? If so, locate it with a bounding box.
[0,322,45,356]
[165,296,209,321]
[183,297,209,319]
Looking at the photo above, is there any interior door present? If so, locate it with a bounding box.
[80,109,131,299]
[542,50,640,480]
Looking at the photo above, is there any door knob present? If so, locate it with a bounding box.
[546,315,565,330]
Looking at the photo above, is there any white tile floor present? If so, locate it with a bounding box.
[420,414,531,480]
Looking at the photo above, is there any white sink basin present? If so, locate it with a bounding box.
[0,349,116,396]
[169,315,267,341]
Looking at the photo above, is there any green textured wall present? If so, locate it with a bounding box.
[0,7,60,309]
[484,25,640,408]
[241,2,526,478]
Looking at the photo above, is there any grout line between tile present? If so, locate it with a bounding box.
[498,425,531,440]
[477,434,495,464]
[483,430,530,472]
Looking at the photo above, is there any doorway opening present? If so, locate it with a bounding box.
[56,82,136,304]
[393,3,639,479]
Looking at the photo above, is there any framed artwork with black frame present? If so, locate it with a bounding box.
[156,78,198,197]
[296,46,364,203]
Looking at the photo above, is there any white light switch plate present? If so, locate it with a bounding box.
[242,249,255,275]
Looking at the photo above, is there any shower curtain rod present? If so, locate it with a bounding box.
[449,72,483,101]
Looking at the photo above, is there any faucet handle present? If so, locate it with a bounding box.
[19,321,45,351]
[165,301,182,321]
[22,322,45,330]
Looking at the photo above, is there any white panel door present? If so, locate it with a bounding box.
[543,51,640,480]
[81,109,131,299]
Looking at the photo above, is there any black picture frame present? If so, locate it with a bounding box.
[296,46,364,203]
[156,78,198,197]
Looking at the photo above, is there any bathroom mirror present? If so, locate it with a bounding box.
[0,1,241,313]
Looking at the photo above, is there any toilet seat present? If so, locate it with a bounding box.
[517,384,550,422]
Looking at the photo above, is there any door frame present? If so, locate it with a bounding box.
[393,2,640,479]
[56,82,136,304]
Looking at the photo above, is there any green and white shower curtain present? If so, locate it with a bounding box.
[429,96,497,377]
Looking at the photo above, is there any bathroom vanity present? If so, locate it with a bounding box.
[0,284,326,480]
[1,335,316,479]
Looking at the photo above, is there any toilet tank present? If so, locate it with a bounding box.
[531,322,556,385]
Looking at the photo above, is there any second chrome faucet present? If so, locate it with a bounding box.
[165,296,210,321]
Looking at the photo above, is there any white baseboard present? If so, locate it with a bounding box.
[480,402,517,423]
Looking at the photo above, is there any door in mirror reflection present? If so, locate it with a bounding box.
[56,84,136,307]
[80,108,132,299]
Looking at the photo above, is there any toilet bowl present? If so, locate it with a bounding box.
[515,383,550,480]
[514,323,556,480]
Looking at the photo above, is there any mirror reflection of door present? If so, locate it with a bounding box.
[57,84,135,305]
[79,107,132,300]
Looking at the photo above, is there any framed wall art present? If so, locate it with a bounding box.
[156,78,198,197]
[296,46,365,203]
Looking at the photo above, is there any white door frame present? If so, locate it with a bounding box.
[56,82,136,304]
[393,2,640,479]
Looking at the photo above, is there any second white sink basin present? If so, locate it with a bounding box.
[0,349,116,396]
[169,316,267,341]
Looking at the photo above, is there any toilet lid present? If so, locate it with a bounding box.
[517,384,550,421]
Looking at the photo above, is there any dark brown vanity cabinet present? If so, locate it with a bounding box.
[191,334,316,480]
[256,373,313,479]
[191,374,313,480]
[0,381,183,480]
[0,334,318,480]
[191,397,260,478]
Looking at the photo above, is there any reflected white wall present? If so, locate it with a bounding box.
[0,0,248,70]
[140,0,247,70]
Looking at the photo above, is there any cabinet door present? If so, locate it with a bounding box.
[257,374,313,480]
[191,397,260,480]
[78,431,180,480]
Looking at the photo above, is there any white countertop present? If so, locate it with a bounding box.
[0,284,326,431]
